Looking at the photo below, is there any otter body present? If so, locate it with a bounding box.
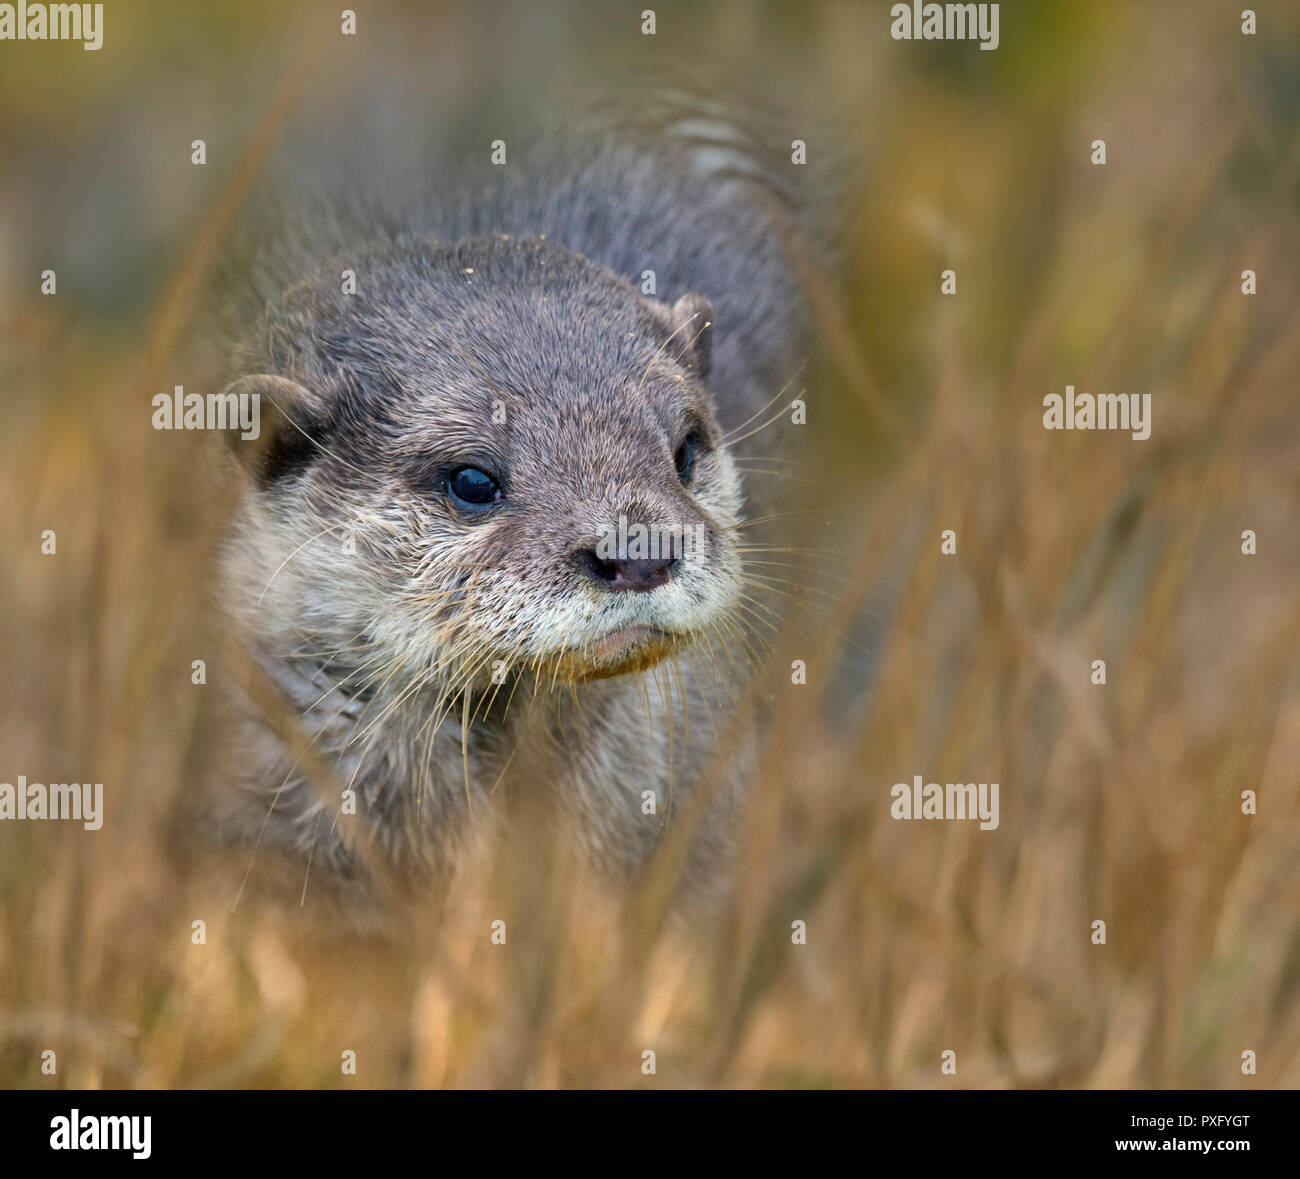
[209,123,813,906]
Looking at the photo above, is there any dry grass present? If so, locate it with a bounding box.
[1,0,1298,1088]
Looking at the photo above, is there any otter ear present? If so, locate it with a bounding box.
[668,293,713,382]
[222,373,330,485]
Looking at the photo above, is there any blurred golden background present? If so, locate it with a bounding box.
[1,0,1298,1087]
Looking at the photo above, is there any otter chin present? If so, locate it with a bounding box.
[553,624,685,682]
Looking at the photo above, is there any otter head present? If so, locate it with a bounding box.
[227,234,745,695]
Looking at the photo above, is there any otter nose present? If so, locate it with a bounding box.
[575,549,679,592]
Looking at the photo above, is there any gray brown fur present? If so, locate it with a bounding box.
[204,116,816,910]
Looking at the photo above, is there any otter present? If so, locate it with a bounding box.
[204,121,816,910]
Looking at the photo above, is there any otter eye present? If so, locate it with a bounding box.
[674,432,703,484]
[447,466,502,509]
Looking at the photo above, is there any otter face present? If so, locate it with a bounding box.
[229,235,745,690]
